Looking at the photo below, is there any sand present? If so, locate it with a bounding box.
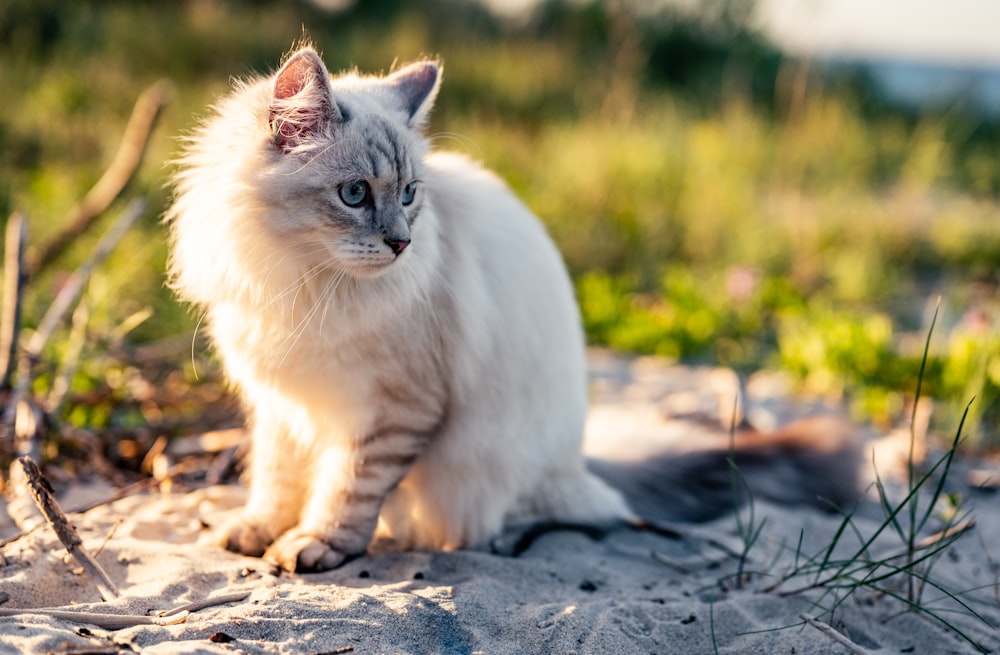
[2,352,998,654]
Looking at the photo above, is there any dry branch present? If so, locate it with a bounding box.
[17,455,120,601]
[31,80,172,275]
[0,592,250,630]
[915,519,975,550]
[0,607,187,629]
[91,516,124,558]
[165,428,245,458]
[3,200,147,460]
[1,213,27,391]
[649,550,693,574]
[24,197,147,363]
[799,614,874,655]
[72,477,159,515]
[45,298,89,414]
[156,591,251,617]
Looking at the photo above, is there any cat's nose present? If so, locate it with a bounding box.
[385,238,410,255]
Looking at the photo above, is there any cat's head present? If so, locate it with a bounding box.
[259,45,441,279]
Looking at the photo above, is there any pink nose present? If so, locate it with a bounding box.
[385,238,410,255]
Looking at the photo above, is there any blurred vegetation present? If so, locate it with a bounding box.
[1,0,998,449]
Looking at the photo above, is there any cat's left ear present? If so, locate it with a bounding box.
[270,47,341,151]
[384,61,441,129]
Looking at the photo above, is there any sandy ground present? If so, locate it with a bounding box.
[2,352,998,654]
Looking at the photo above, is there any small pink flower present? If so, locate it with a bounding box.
[726,265,758,303]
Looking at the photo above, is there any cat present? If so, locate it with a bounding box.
[165,43,860,572]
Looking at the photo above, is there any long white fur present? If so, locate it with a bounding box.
[166,46,632,569]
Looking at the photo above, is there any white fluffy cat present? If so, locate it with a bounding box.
[166,44,859,572]
[167,44,635,571]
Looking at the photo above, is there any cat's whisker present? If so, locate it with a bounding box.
[244,241,320,294]
[258,246,332,310]
[427,131,484,160]
[189,311,208,382]
[281,141,337,176]
[251,238,328,273]
[287,264,323,319]
[423,265,459,337]
[273,269,342,370]
[317,268,349,334]
[243,236,331,297]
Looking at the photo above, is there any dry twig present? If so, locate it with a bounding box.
[799,614,874,655]
[23,197,147,364]
[205,445,239,485]
[3,199,148,468]
[70,477,158,515]
[0,212,27,391]
[91,516,124,558]
[0,591,250,630]
[165,428,245,459]
[17,455,120,600]
[156,591,251,617]
[46,298,90,415]
[31,80,172,275]
[649,550,693,574]
[915,519,975,550]
[0,607,187,629]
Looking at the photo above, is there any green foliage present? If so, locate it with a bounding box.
[579,267,999,443]
[578,266,794,367]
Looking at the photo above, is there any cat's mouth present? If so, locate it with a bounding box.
[336,249,407,279]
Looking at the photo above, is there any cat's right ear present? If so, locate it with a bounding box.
[384,60,441,130]
[269,48,341,151]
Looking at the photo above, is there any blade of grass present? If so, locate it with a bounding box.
[908,299,939,600]
[811,499,862,586]
[709,602,719,655]
[866,582,990,653]
[916,397,973,534]
[824,442,971,587]
[872,454,906,543]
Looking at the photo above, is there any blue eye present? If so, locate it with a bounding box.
[401,181,417,206]
[339,181,369,207]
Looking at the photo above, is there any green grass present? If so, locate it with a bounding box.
[701,315,994,652]
[2,0,998,446]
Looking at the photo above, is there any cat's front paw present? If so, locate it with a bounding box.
[263,528,352,572]
[216,516,278,557]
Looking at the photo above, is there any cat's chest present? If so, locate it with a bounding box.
[214,299,447,425]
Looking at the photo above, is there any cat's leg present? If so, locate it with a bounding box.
[380,452,633,555]
[217,412,305,556]
[376,440,516,552]
[377,473,509,553]
[263,428,428,572]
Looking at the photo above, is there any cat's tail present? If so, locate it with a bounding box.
[583,405,863,523]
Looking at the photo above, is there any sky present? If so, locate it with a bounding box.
[483,0,1000,67]
[754,0,1000,66]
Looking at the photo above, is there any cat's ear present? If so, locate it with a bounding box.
[384,61,441,129]
[270,47,341,151]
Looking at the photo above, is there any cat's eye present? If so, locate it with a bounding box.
[339,181,369,207]
[401,181,418,206]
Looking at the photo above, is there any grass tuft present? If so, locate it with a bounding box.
[720,314,994,653]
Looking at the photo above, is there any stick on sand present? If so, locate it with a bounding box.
[17,456,121,601]
[799,614,874,655]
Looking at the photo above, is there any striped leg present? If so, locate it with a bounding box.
[263,427,428,572]
[217,417,306,556]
